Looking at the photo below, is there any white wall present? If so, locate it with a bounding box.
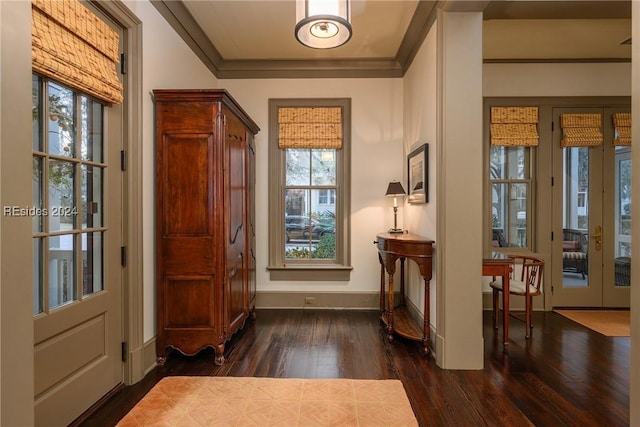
[122,1,219,341]
[402,23,438,322]
[484,62,631,96]
[222,78,404,294]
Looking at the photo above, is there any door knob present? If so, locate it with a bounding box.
[591,225,602,251]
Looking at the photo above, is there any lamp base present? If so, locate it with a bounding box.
[388,228,404,234]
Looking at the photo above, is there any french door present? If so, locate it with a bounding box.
[32,7,124,423]
[552,107,631,308]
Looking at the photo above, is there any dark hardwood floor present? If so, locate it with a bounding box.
[76,309,630,426]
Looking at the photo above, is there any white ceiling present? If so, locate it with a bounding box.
[151,0,631,79]
[184,0,420,60]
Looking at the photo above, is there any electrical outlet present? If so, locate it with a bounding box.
[304,297,316,305]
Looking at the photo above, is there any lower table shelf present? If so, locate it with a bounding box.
[381,305,424,342]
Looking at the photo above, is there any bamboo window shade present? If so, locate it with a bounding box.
[31,0,123,105]
[560,113,603,147]
[613,113,631,146]
[278,107,343,149]
[490,107,539,146]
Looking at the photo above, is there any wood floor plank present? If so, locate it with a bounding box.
[73,309,630,427]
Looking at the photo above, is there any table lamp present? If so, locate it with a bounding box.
[385,181,406,233]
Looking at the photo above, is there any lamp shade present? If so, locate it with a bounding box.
[385,181,406,196]
[295,0,352,49]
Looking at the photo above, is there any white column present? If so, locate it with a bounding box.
[629,2,640,424]
[434,7,484,369]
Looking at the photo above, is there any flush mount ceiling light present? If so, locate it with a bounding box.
[295,0,352,49]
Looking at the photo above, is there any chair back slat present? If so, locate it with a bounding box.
[510,255,544,295]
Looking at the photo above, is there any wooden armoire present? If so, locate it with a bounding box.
[153,89,259,365]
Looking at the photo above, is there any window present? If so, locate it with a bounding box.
[32,75,105,314]
[489,145,534,249]
[268,99,352,280]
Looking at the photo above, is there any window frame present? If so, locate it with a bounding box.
[267,98,352,281]
[489,145,535,252]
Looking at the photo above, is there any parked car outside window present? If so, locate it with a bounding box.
[285,215,335,242]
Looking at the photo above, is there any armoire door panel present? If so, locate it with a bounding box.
[162,133,213,236]
[164,276,215,328]
[228,253,247,331]
[161,237,216,275]
[156,101,218,132]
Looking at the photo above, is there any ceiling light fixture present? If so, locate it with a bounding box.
[295,0,352,49]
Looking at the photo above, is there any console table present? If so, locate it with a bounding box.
[375,232,434,356]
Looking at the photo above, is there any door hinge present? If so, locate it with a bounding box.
[121,341,128,362]
[121,150,127,171]
[551,231,554,241]
[551,121,555,132]
[551,285,554,294]
[120,53,127,75]
[551,176,554,186]
[121,246,127,267]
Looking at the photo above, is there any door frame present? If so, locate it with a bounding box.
[92,1,145,385]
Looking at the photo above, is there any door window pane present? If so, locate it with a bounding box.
[33,238,43,315]
[33,75,42,151]
[48,82,75,158]
[80,96,103,162]
[82,165,103,228]
[564,147,589,230]
[49,234,75,309]
[615,148,631,287]
[82,232,103,296]
[562,147,589,287]
[48,160,76,232]
[33,157,44,233]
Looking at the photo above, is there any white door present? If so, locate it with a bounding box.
[32,72,123,425]
[552,107,631,308]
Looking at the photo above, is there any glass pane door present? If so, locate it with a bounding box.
[553,107,630,308]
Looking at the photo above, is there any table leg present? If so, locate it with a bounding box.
[387,273,394,342]
[423,278,430,356]
[379,256,385,315]
[502,272,510,347]
[400,258,405,306]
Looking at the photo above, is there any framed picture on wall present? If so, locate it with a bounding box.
[408,143,428,204]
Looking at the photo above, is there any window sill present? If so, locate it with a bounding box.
[267,265,353,281]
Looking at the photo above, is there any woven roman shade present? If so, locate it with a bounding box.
[32,0,123,105]
[490,107,539,146]
[560,114,603,147]
[278,107,342,149]
[613,113,631,146]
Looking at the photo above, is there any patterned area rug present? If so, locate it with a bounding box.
[116,376,418,426]
[555,309,630,337]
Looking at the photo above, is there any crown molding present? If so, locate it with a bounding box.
[150,0,436,79]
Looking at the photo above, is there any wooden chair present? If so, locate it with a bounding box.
[490,255,544,339]
[562,228,588,279]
